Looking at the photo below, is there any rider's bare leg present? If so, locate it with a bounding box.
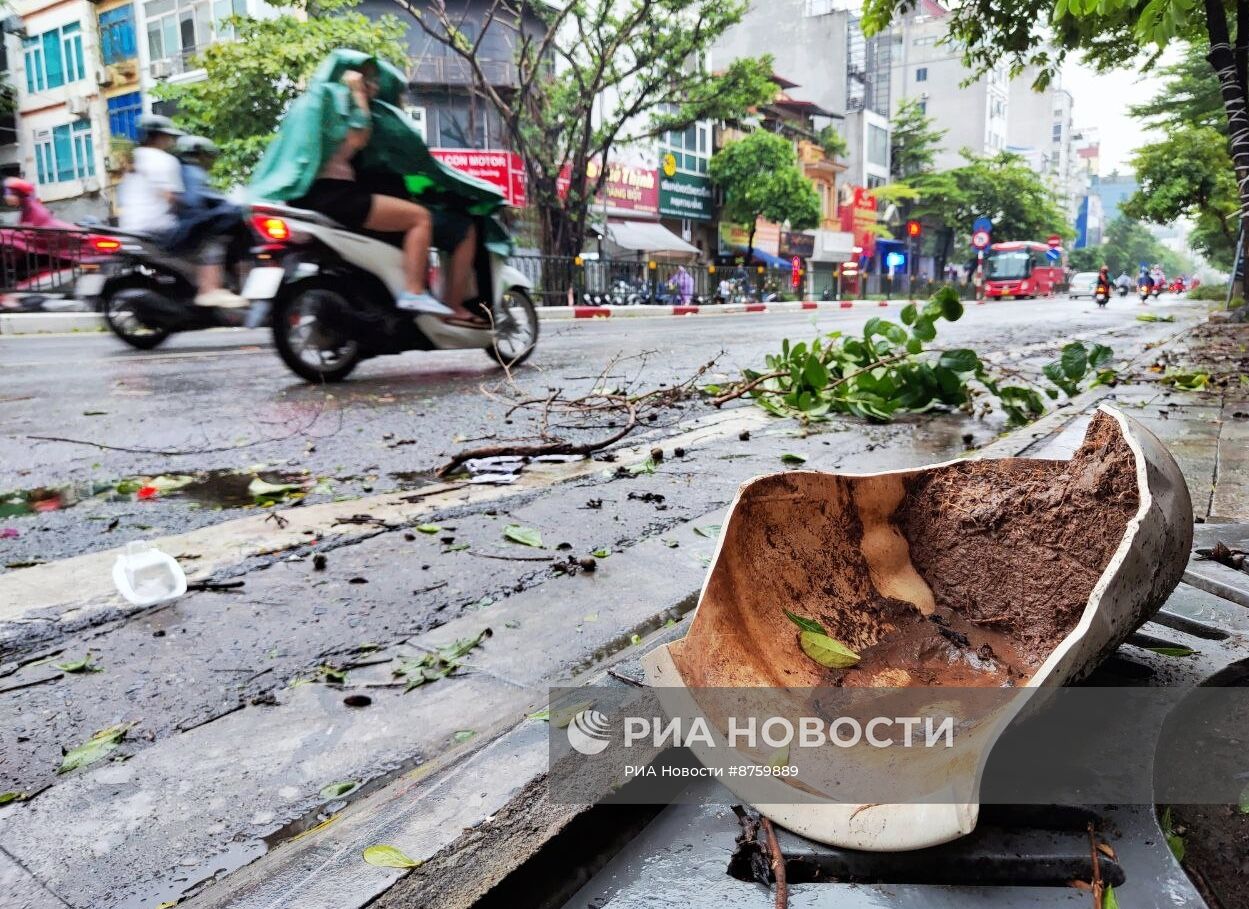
[443,224,478,319]
[363,194,431,295]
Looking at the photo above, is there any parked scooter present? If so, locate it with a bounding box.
[244,202,538,383]
[77,232,263,349]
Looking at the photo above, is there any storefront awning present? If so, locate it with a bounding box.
[729,246,790,269]
[605,220,700,256]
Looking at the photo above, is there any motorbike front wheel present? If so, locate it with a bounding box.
[487,287,539,369]
[102,285,173,350]
[272,279,363,383]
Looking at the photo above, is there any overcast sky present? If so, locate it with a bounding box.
[1061,49,1179,175]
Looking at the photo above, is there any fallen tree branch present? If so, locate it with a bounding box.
[761,816,789,909]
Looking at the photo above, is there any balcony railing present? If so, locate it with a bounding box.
[409,56,518,87]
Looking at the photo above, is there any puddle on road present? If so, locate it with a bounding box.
[0,469,318,518]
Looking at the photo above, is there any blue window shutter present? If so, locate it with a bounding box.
[42,31,64,89]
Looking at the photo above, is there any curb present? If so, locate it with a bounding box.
[0,311,105,335]
[542,298,917,321]
[0,297,1011,335]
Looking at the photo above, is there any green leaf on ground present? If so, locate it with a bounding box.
[319,780,359,799]
[552,700,594,728]
[767,745,790,768]
[453,730,476,743]
[798,630,861,668]
[362,844,422,869]
[1103,884,1119,909]
[0,792,24,805]
[54,653,102,673]
[592,548,611,558]
[784,610,826,635]
[1161,807,1186,862]
[1136,312,1175,323]
[148,475,195,493]
[630,633,642,646]
[59,723,131,774]
[1238,782,1249,814]
[1145,646,1198,657]
[627,458,657,475]
[392,629,491,692]
[528,707,551,721]
[416,524,441,534]
[503,524,544,548]
[248,477,302,500]
[780,453,808,465]
[693,525,722,538]
[442,543,471,553]
[1163,372,1210,391]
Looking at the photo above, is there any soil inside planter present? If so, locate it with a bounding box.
[836,411,1140,687]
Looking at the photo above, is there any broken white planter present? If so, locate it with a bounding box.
[642,405,1193,851]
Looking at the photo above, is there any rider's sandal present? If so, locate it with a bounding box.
[441,314,492,330]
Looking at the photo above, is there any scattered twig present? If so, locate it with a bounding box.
[469,550,556,562]
[606,667,644,687]
[760,816,789,909]
[265,511,290,530]
[414,580,449,594]
[0,672,63,694]
[333,514,394,529]
[187,579,246,593]
[711,351,912,408]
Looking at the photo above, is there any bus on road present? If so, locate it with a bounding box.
[983,241,1065,299]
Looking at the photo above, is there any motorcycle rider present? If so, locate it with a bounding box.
[168,135,252,292]
[1095,265,1112,301]
[118,115,246,308]
[1115,271,1131,295]
[248,50,495,329]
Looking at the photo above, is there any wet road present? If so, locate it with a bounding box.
[0,294,1200,565]
[0,293,1210,908]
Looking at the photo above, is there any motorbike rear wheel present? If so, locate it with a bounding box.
[272,278,363,383]
[486,287,539,369]
[102,284,172,350]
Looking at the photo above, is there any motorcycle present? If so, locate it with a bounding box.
[76,232,263,350]
[244,202,538,383]
[1095,284,1110,307]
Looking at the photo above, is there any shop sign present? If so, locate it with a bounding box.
[430,149,527,207]
[779,230,815,258]
[558,160,659,215]
[838,186,879,258]
[658,153,713,221]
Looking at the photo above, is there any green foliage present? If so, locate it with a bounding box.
[1188,281,1229,300]
[1127,43,1225,132]
[154,0,407,186]
[418,0,775,258]
[1123,125,1238,270]
[710,131,821,237]
[819,125,849,160]
[890,98,946,179]
[896,151,1070,273]
[1075,217,1195,277]
[736,286,1114,427]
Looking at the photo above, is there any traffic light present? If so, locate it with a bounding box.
[906,220,922,238]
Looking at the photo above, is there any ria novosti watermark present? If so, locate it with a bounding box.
[546,685,1249,806]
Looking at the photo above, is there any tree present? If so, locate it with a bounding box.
[819,125,849,161]
[410,0,775,259]
[861,0,1249,292]
[901,151,1070,276]
[708,130,820,263]
[1123,127,1239,268]
[1123,43,1238,268]
[154,0,407,185]
[890,99,946,179]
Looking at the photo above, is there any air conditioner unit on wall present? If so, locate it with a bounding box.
[67,96,89,117]
[151,60,173,79]
[96,67,113,87]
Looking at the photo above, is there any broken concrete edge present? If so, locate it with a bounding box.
[0,407,772,661]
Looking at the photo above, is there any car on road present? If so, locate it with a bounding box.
[1068,271,1099,298]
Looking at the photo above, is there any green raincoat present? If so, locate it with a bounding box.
[249,49,511,253]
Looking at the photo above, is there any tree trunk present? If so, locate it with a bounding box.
[1206,0,1249,297]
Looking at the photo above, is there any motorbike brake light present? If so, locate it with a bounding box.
[252,214,291,242]
[88,235,122,253]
